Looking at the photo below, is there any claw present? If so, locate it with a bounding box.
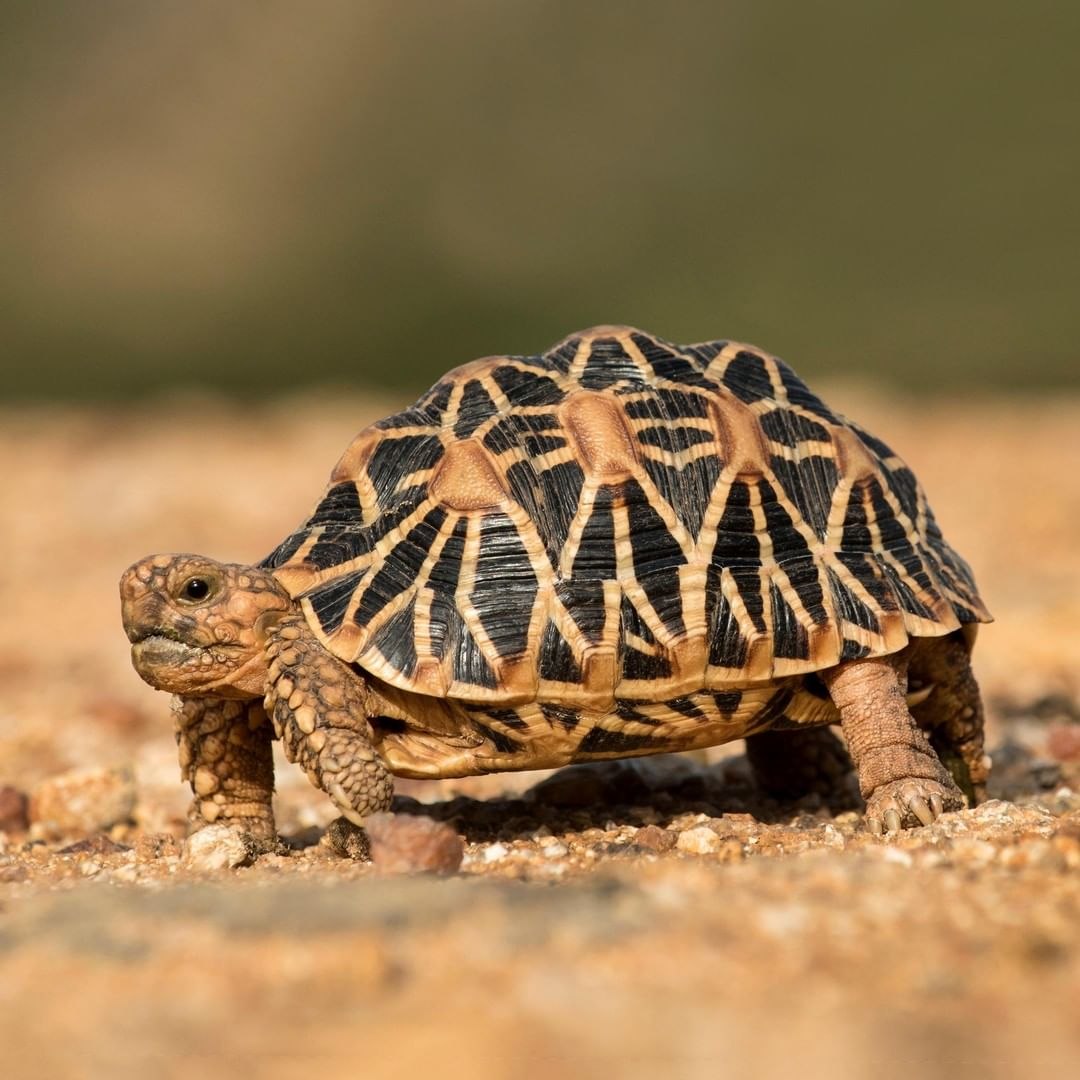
[884,808,902,833]
[910,797,935,827]
[868,816,884,836]
[930,793,944,817]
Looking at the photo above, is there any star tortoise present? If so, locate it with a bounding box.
[121,326,991,848]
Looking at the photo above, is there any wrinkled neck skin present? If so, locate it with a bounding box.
[120,554,295,700]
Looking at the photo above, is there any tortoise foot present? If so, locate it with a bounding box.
[864,777,965,835]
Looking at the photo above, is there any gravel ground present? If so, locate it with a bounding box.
[2,390,1079,1079]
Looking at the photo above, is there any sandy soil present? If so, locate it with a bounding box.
[1,389,1079,1080]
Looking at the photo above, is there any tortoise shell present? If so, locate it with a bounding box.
[264,326,989,708]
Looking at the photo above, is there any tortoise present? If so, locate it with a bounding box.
[120,326,991,850]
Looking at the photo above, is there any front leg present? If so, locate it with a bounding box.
[822,653,965,834]
[174,696,277,846]
[264,615,393,826]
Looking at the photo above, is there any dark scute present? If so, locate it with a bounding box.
[354,508,445,628]
[543,338,580,373]
[883,564,935,620]
[630,477,686,635]
[620,593,657,645]
[682,340,725,366]
[261,529,307,569]
[712,690,743,715]
[755,687,794,728]
[428,516,468,592]
[884,465,920,525]
[371,597,418,678]
[484,708,528,729]
[665,696,706,719]
[769,581,810,660]
[759,478,814,563]
[505,459,585,572]
[538,619,583,684]
[540,702,580,731]
[375,406,434,430]
[472,721,521,754]
[722,350,773,404]
[472,512,538,659]
[827,569,881,633]
[578,726,660,755]
[490,364,565,406]
[731,565,766,634]
[637,425,716,452]
[782,556,829,626]
[454,380,499,438]
[769,454,839,542]
[416,379,453,423]
[306,568,368,635]
[849,422,897,462]
[868,478,909,548]
[835,551,899,613]
[623,388,711,420]
[439,602,497,688]
[626,479,686,575]
[613,699,661,724]
[622,646,672,680]
[579,337,644,389]
[307,526,369,570]
[308,482,362,526]
[759,409,831,447]
[712,480,759,564]
[573,486,618,579]
[642,453,721,541]
[708,592,750,668]
[367,435,444,497]
[776,361,837,421]
[555,579,606,643]
[629,332,718,388]
[482,412,560,455]
[366,484,429,546]
[841,639,871,661]
[840,484,874,552]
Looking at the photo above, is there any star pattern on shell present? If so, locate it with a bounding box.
[263,326,990,711]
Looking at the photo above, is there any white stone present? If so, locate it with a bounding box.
[481,843,509,863]
[676,826,723,855]
[184,825,255,871]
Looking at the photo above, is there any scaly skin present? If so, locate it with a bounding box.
[174,695,278,847]
[909,632,989,804]
[264,614,393,826]
[822,653,966,834]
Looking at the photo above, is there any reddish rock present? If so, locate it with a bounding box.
[364,813,464,874]
[1047,724,1080,762]
[633,825,677,853]
[0,785,30,833]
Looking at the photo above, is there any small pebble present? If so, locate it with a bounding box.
[676,825,724,855]
[633,825,677,853]
[482,842,510,863]
[363,813,463,875]
[184,825,256,871]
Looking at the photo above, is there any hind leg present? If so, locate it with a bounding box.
[908,631,989,804]
[822,652,964,833]
[745,726,854,801]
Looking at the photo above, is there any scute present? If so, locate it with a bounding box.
[264,326,991,705]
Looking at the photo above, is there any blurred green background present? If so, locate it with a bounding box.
[2,1,1077,400]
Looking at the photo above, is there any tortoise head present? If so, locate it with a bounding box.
[120,554,293,697]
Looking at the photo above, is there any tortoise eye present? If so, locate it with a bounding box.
[180,577,212,602]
